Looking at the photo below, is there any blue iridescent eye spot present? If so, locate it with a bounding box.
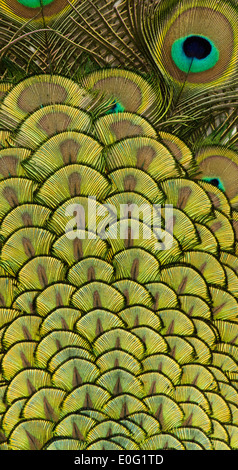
[105,100,125,115]
[171,35,219,73]
[202,176,225,192]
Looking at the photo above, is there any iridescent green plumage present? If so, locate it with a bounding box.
[0,0,238,451]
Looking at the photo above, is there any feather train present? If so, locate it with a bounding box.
[0,0,238,451]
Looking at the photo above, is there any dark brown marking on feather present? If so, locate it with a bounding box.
[72,422,84,440]
[0,294,5,307]
[124,226,134,248]
[22,212,33,227]
[177,276,188,294]
[1,393,7,406]
[106,427,113,438]
[73,239,83,261]
[212,302,226,316]
[27,378,36,396]
[0,431,6,443]
[155,404,164,428]
[134,314,139,327]
[38,112,72,136]
[188,306,194,316]
[153,292,159,311]
[115,336,121,349]
[192,374,199,386]
[56,339,62,351]
[110,121,142,140]
[73,208,84,231]
[170,345,176,358]
[28,301,36,314]
[56,293,64,307]
[22,237,35,258]
[131,258,139,281]
[25,430,42,450]
[177,187,192,210]
[43,396,57,421]
[158,362,163,372]
[124,175,137,191]
[161,138,183,162]
[199,262,207,275]
[113,376,123,395]
[60,139,81,164]
[73,366,82,388]
[207,191,221,209]
[149,380,157,395]
[18,82,67,113]
[83,392,93,409]
[136,146,156,171]
[95,318,104,337]
[120,401,129,418]
[93,291,102,308]
[122,204,132,218]
[166,215,176,235]
[210,221,222,233]
[183,413,193,427]
[20,352,31,368]
[166,320,175,335]
[61,317,69,330]
[114,358,119,368]
[0,156,18,177]
[87,266,96,281]
[3,187,19,207]
[124,289,130,306]
[68,172,81,196]
[37,265,48,288]
[22,325,32,341]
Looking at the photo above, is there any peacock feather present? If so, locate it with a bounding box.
[0,0,238,451]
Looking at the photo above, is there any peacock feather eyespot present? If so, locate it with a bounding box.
[1,0,71,21]
[105,100,125,115]
[171,34,219,74]
[16,0,54,6]
[144,0,238,90]
[202,177,225,192]
[195,146,238,208]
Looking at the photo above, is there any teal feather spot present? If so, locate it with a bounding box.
[105,100,125,115]
[202,177,225,192]
[171,35,219,74]
[17,0,54,7]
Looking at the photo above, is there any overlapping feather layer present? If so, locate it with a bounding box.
[0,70,237,450]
